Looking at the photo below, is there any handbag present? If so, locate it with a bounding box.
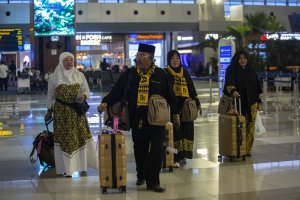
[104,75,131,131]
[147,94,170,126]
[29,119,55,167]
[255,112,266,136]
[218,95,233,114]
[104,102,130,131]
[73,101,90,115]
[56,98,90,115]
[181,98,198,122]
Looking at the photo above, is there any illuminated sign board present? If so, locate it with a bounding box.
[24,44,31,51]
[261,33,300,41]
[0,28,23,51]
[218,39,235,96]
[177,36,194,41]
[75,34,113,45]
[205,33,219,40]
[219,46,232,96]
[50,36,60,42]
[130,34,164,40]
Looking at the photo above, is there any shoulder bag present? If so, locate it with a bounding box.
[218,94,233,114]
[147,94,170,126]
[104,101,130,131]
[55,98,90,115]
[181,98,198,122]
[104,74,131,131]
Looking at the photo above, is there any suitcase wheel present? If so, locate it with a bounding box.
[119,186,126,193]
[242,155,246,161]
[102,187,107,194]
[168,167,173,172]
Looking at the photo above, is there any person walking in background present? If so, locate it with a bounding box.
[44,68,53,92]
[100,58,110,71]
[97,44,180,192]
[165,50,202,167]
[223,50,262,156]
[195,61,204,77]
[122,65,129,72]
[44,52,97,177]
[0,61,9,91]
[32,70,44,93]
[8,60,16,87]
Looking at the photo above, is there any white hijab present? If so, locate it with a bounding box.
[52,52,82,86]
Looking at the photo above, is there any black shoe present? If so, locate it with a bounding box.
[136,178,145,185]
[147,185,165,192]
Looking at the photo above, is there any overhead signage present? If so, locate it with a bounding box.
[76,34,113,45]
[130,34,164,40]
[50,36,60,42]
[205,33,219,40]
[261,33,300,41]
[0,28,23,51]
[177,36,194,41]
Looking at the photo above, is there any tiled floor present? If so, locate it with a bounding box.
[0,80,300,200]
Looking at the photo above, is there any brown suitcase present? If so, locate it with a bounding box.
[98,130,126,193]
[162,122,174,172]
[218,97,246,161]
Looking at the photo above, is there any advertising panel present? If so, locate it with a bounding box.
[218,39,235,96]
[34,0,75,36]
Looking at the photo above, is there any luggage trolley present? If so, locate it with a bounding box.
[17,78,30,94]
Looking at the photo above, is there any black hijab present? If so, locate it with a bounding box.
[167,50,181,73]
[224,50,262,116]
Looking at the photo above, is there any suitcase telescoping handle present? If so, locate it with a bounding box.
[234,97,242,116]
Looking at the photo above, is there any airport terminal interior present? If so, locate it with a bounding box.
[0,0,300,199]
[0,79,299,200]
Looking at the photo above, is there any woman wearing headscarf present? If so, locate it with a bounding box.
[165,50,201,167]
[224,50,262,156]
[44,52,97,177]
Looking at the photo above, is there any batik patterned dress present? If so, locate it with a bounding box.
[53,83,97,175]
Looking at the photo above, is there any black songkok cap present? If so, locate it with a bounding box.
[138,43,155,54]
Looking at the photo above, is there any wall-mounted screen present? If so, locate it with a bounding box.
[288,14,300,33]
[34,0,75,36]
[0,28,23,51]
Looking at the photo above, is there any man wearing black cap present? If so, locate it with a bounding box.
[98,43,180,192]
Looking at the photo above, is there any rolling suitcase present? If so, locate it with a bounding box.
[98,117,126,194]
[29,119,55,167]
[162,122,175,172]
[218,97,246,161]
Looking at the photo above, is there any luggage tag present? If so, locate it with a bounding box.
[112,116,119,134]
